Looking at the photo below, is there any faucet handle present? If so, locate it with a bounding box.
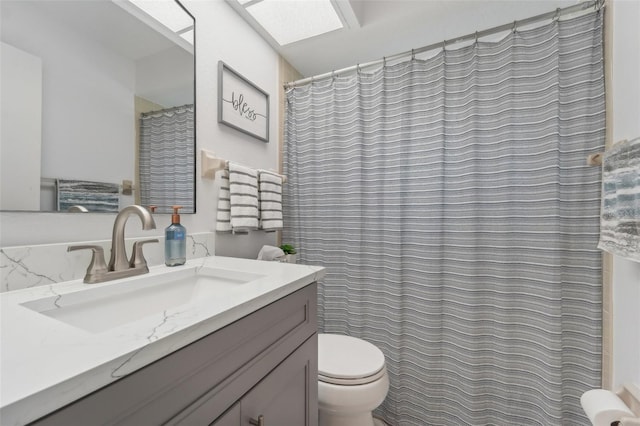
[67,245,108,283]
[129,239,159,270]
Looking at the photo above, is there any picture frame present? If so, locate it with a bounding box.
[218,61,269,142]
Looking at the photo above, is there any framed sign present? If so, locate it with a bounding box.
[218,61,269,142]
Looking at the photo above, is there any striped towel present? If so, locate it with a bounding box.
[229,162,259,232]
[215,169,232,233]
[57,179,119,213]
[258,170,283,231]
[598,137,640,262]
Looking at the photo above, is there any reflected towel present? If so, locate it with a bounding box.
[258,170,283,232]
[598,137,640,262]
[229,162,259,232]
[56,179,119,213]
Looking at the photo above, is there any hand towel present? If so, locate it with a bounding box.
[215,169,232,233]
[257,245,285,261]
[258,170,283,231]
[229,162,259,232]
[598,137,640,262]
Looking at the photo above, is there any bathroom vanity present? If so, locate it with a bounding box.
[0,256,324,426]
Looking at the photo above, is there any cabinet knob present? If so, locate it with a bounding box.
[249,415,264,426]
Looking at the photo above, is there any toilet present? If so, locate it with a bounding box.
[317,333,390,426]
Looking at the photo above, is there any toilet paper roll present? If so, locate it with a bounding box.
[581,389,634,426]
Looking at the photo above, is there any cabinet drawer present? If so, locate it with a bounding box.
[31,283,317,426]
[241,335,318,426]
[176,334,318,426]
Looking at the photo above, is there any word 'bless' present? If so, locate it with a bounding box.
[231,92,257,121]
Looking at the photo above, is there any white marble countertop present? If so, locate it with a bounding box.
[0,256,325,426]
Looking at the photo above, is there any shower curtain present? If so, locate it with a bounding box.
[283,11,604,426]
[139,104,195,213]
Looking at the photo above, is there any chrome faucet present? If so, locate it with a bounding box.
[68,205,159,284]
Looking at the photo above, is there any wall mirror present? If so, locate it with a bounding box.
[0,0,195,214]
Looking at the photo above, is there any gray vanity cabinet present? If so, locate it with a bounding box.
[30,283,318,426]
[210,336,315,426]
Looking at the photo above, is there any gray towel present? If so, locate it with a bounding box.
[56,179,119,213]
[598,137,640,262]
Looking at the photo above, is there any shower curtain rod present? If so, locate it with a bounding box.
[140,103,193,117]
[284,0,604,89]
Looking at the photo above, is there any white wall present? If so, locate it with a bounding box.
[610,0,640,390]
[0,0,280,259]
[136,45,194,107]
[0,42,42,211]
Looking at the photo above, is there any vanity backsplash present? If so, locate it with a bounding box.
[0,232,214,292]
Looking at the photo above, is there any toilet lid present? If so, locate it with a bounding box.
[318,334,386,385]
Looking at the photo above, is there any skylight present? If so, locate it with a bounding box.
[241,0,345,46]
[127,0,194,45]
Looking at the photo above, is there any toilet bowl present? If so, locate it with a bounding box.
[318,333,389,426]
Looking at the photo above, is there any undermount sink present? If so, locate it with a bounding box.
[20,266,266,333]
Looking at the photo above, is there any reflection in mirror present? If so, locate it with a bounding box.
[0,0,195,214]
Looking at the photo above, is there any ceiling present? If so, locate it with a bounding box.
[5,0,191,60]
[229,0,579,79]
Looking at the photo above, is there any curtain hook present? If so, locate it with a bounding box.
[512,20,517,34]
[357,64,361,75]
[331,70,336,81]
[383,56,387,68]
[442,40,446,51]
[411,49,415,60]
[474,31,479,45]
[553,7,561,22]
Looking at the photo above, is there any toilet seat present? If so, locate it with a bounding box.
[318,334,386,386]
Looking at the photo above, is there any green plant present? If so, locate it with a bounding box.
[280,244,296,255]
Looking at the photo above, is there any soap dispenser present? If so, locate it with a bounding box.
[165,205,186,266]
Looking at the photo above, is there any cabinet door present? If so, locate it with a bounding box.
[241,335,318,426]
[211,403,240,426]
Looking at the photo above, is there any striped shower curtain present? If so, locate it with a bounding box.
[139,105,195,214]
[283,11,604,426]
